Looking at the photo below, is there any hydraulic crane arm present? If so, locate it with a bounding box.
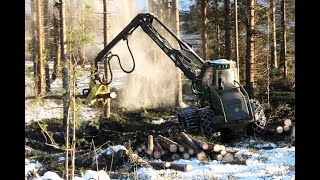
[93,13,205,85]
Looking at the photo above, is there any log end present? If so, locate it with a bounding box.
[185,164,192,171]
[196,151,207,161]
[284,119,292,126]
[276,126,284,133]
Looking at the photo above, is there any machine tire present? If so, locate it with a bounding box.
[198,107,215,139]
[249,99,267,136]
[177,107,198,132]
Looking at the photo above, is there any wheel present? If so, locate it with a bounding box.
[177,107,198,132]
[249,99,267,135]
[198,107,216,139]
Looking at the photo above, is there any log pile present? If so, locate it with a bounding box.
[266,118,294,135]
[133,132,245,166]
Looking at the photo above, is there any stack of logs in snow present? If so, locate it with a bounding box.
[266,119,294,134]
[133,132,243,163]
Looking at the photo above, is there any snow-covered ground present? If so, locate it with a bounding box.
[25,61,295,180]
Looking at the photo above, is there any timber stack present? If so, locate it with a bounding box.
[133,132,245,165]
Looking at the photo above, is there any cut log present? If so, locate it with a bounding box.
[207,143,222,153]
[220,150,227,156]
[147,135,154,155]
[219,145,226,151]
[158,141,177,153]
[177,140,195,155]
[171,153,180,160]
[154,137,166,155]
[169,163,192,171]
[234,151,243,160]
[148,161,171,169]
[141,144,146,150]
[180,132,201,152]
[137,146,142,153]
[157,135,178,153]
[180,132,207,161]
[207,152,223,161]
[283,125,290,131]
[284,119,292,126]
[276,126,284,133]
[158,135,184,152]
[190,136,209,150]
[181,151,190,159]
[222,153,235,162]
[221,160,246,165]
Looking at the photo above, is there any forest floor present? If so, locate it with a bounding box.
[25,61,295,180]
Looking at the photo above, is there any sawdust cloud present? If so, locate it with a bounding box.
[106,0,179,110]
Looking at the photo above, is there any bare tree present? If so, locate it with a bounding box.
[43,0,51,92]
[246,0,255,97]
[31,0,38,81]
[213,0,221,57]
[281,0,287,79]
[102,0,111,118]
[58,0,70,178]
[201,0,208,60]
[36,0,46,96]
[172,0,184,107]
[224,0,231,59]
[52,4,61,81]
[234,0,240,79]
[270,0,278,68]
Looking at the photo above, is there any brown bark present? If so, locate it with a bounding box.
[270,0,278,68]
[31,0,38,79]
[148,161,171,169]
[52,6,60,81]
[172,0,183,108]
[207,152,223,161]
[43,0,50,92]
[224,0,231,59]
[190,136,209,150]
[245,0,256,97]
[221,160,246,165]
[281,0,287,79]
[201,0,208,60]
[158,136,185,152]
[180,132,206,161]
[157,135,178,153]
[36,0,46,96]
[170,163,192,171]
[154,137,166,155]
[177,140,195,155]
[206,143,222,153]
[103,0,111,118]
[213,0,221,56]
[234,0,240,78]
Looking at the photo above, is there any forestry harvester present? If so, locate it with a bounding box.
[84,13,267,140]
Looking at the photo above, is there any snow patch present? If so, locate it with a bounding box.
[83,170,110,180]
